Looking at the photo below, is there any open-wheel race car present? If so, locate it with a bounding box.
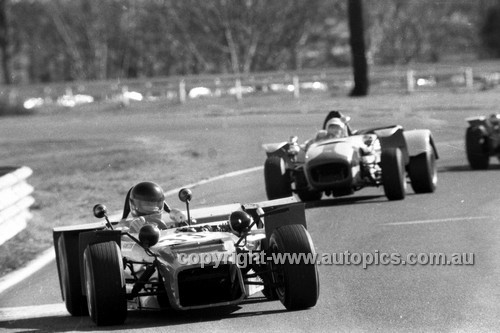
[263,111,439,202]
[465,114,500,169]
[53,188,319,326]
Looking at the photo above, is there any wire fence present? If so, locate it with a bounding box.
[1,62,499,109]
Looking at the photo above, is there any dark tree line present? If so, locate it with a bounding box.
[481,0,500,57]
[0,0,9,84]
[348,0,368,96]
[0,0,496,94]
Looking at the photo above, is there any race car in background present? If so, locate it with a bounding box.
[263,111,439,202]
[53,189,319,326]
[465,114,500,169]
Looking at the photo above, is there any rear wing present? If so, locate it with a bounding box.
[189,196,298,224]
[189,196,307,240]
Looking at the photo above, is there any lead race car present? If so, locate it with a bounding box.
[53,188,319,326]
[263,111,439,202]
[465,113,500,169]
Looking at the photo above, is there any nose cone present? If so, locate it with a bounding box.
[306,140,354,164]
[305,141,356,190]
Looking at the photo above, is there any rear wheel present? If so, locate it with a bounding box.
[381,148,406,200]
[269,225,319,310]
[465,127,489,169]
[83,241,127,326]
[57,233,88,316]
[408,150,437,193]
[264,156,292,199]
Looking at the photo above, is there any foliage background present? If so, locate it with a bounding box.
[2,0,500,84]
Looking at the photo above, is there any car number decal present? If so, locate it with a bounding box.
[157,233,209,245]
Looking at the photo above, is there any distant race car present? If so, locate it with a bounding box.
[53,189,319,326]
[262,111,439,202]
[465,114,500,169]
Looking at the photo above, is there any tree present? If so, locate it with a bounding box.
[481,2,500,57]
[0,0,491,84]
[0,0,10,84]
[366,0,480,65]
[347,0,368,96]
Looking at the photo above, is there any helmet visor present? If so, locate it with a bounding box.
[130,199,163,216]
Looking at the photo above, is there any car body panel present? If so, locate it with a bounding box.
[53,196,310,314]
[263,121,438,199]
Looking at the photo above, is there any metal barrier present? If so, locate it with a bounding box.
[0,166,34,246]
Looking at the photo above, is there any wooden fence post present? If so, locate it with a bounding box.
[43,87,52,102]
[121,85,130,107]
[406,69,415,93]
[7,88,18,105]
[465,67,474,90]
[214,78,222,97]
[145,81,152,99]
[262,79,269,93]
[293,75,300,98]
[234,78,242,101]
[179,79,186,104]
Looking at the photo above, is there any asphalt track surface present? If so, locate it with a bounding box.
[1,141,500,332]
[2,109,500,332]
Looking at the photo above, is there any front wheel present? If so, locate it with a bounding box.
[408,150,437,193]
[83,241,127,326]
[381,148,406,200]
[264,156,292,200]
[57,233,88,316]
[269,225,319,310]
[465,127,489,170]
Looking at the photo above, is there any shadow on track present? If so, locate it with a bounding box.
[0,297,288,332]
[304,194,387,210]
[438,164,500,173]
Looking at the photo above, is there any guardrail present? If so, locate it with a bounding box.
[0,166,34,246]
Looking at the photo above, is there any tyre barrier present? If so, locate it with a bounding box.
[0,166,34,246]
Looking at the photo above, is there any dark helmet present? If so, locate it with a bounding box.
[129,181,165,217]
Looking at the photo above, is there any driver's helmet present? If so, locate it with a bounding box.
[129,181,165,217]
[326,118,348,138]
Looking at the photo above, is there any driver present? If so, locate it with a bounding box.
[325,117,348,139]
[120,181,187,232]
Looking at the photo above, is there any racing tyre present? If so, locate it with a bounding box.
[465,127,489,169]
[57,233,88,316]
[381,148,406,200]
[262,286,279,301]
[259,238,279,301]
[83,241,127,326]
[269,225,319,310]
[264,156,292,200]
[408,150,437,193]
